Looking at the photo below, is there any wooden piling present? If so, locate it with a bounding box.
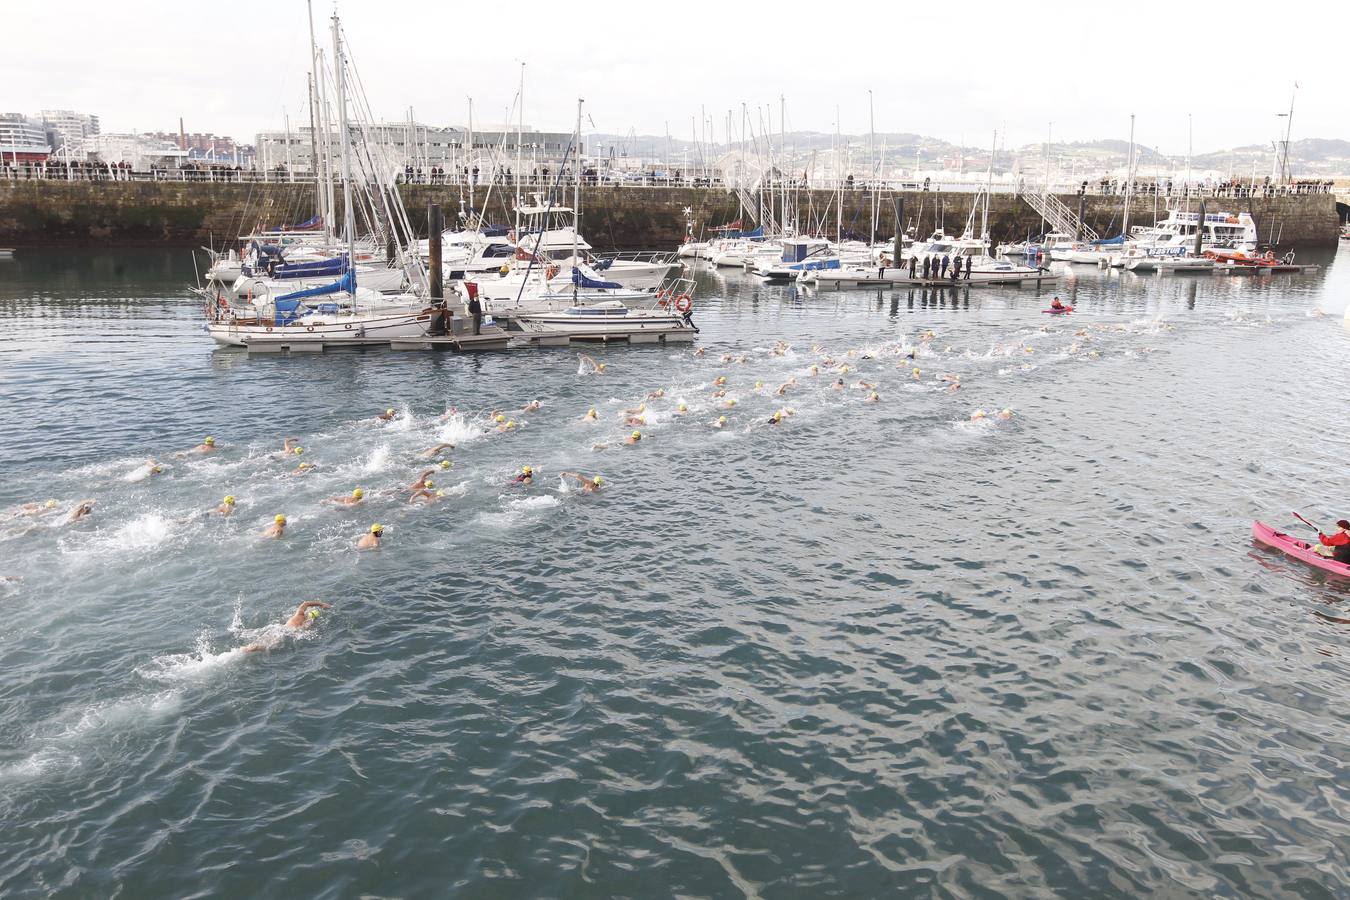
[428,202,443,302]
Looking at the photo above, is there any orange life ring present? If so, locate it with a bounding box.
[674,294,692,313]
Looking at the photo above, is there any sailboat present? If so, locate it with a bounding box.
[205,11,433,348]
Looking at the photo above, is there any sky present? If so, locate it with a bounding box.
[5,0,1346,156]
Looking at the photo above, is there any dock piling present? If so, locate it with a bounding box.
[428,202,443,302]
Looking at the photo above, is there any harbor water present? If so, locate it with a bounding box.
[1,248,1348,898]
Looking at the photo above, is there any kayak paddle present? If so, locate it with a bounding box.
[1292,511,1322,533]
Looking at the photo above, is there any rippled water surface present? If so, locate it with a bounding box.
[1,248,1348,898]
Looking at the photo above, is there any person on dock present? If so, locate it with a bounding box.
[419,442,455,459]
[964,256,972,280]
[67,500,96,524]
[940,255,950,278]
[908,256,917,279]
[264,514,286,538]
[560,472,603,493]
[357,525,383,550]
[214,495,237,516]
[1314,519,1350,562]
[240,601,333,652]
[922,256,931,280]
[326,488,364,507]
[512,466,534,485]
[468,292,483,335]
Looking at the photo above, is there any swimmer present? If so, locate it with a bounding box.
[623,402,647,416]
[142,459,165,476]
[722,398,737,409]
[292,461,315,475]
[282,437,302,456]
[720,353,733,363]
[865,391,880,403]
[754,381,765,391]
[578,353,607,374]
[711,389,726,399]
[626,415,647,426]
[264,514,286,538]
[713,376,727,386]
[560,472,603,492]
[647,388,666,400]
[14,499,59,518]
[67,500,96,523]
[831,378,845,390]
[853,380,875,390]
[183,436,218,455]
[675,402,688,415]
[767,410,784,425]
[776,378,796,396]
[583,407,598,421]
[512,466,534,485]
[711,415,728,429]
[772,341,790,357]
[912,367,921,379]
[409,482,441,504]
[522,399,541,412]
[437,459,452,470]
[241,601,333,652]
[735,355,748,364]
[996,408,1014,421]
[808,365,819,377]
[376,408,397,422]
[496,418,516,433]
[326,488,364,507]
[411,470,435,490]
[356,523,383,553]
[625,430,642,445]
[437,406,460,422]
[418,442,455,459]
[693,346,706,357]
[214,495,237,516]
[970,409,988,422]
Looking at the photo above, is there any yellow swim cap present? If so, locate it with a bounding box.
[592,475,603,485]
[506,420,515,428]
[424,479,434,489]
[224,495,235,505]
[386,408,394,416]
[726,399,736,407]
[598,363,606,371]
[44,499,58,508]
[275,514,286,524]
[298,462,310,470]
[912,368,921,377]
[523,466,533,475]
[677,403,687,412]
[435,489,445,497]
[631,431,641,440]
[152,466,163,474]
[352,488,363,499]
[307,608,321,620]
[440,460,451,469]
[638,403,645,412]
[586,408,596,417]
[204,436,215,445]
[494,414,505,423]
[755,381,763,389]
[371,523,383,534]
[294,447,304,455]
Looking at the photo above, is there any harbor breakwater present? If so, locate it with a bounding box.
[0,181,1339,249]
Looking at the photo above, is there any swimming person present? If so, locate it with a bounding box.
[14,499,59,518]
[67,500,96,523]
[409,479,437,503]
[357,524,384,549]
[183,436,218,455]
[326,488,364,507]
[240,601,333,652]
[282,437,303,456]
[1315,519,1350,562]
[419,442,455,459]
[578,354,606,374]
[583,408,598,421]
[411,470,436,490]
[647,388,666,400]
[512,466,534,485]
[264,514,286,538]
[377,408,397,422]
[292,461,315,476]
[215,495,237,516]
[625,431,642,445]
[560,472,603,492]
[522,400,541,412]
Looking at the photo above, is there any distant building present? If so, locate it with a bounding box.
[253,123,578,174]
[0,113,52,162]
[83,134,188,170]
[39,109,100,151]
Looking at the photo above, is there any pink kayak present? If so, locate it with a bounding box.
[1042,306,1073,315]
[1251,521,1350,578]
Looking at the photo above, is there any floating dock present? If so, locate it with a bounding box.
[242,321,696,355]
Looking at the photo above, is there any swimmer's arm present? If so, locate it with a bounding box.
[297,601,332,612]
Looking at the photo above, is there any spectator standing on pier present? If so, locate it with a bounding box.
[922,256,931,280]
[940,255,950,278]
[468,290,483,336]
[908,255,917,279]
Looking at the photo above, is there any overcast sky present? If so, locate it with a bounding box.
[6,1,1345,155]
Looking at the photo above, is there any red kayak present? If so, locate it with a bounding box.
[1042,306,1074,315]
[1251,521,1350,578]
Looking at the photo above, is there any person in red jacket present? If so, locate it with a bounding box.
[1315,519,1350,563]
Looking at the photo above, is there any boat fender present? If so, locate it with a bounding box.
[674,295,692,313]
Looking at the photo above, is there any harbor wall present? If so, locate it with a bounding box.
[0,181,1339,249]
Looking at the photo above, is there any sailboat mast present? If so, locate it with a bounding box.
[331,14,356,278]
[983,130,995,242]
[516,63,524,220]
[306,0,332,240]
[1123,113,1134,237]
[868,90,876,246]
[573,99,582,265]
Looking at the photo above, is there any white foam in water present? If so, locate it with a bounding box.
[122,461,163,482]
[137,632,245,683]
[362,445,392,474]
[437,414,484,446]
[67,513,174,559]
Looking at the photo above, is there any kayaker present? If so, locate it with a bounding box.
[1050,297,1065,311]
[1315,519,1350,562]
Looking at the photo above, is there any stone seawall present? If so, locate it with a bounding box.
[0,181,1338,249]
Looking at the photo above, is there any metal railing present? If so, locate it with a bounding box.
[1022,186,1099,242]
[0,164,1338,198]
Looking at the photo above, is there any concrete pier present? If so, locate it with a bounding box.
[0,181,1340,249]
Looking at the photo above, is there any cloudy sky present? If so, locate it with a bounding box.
[6,0,1345,154]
